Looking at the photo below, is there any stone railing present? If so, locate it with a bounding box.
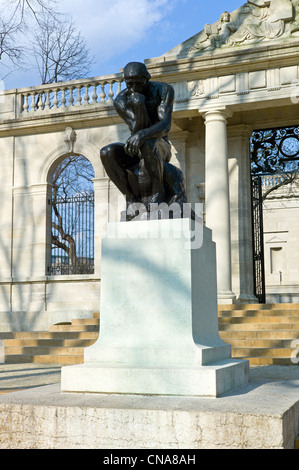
[17,73,124,115]
[261,173,299,197]
[261,174,288,189]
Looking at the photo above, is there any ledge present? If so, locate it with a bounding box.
[0,275,101,284]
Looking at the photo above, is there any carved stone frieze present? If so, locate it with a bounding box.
[228,0,293,45]
[188,80,205,98]
[187,0,295,55]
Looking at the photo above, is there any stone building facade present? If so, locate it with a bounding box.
[0,0,299,331]
[262,174,299,303]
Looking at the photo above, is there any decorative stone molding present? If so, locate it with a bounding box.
[188,80,205,98]
[64,127,76,153]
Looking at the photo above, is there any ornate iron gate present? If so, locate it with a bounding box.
[51,192,94,275]
[251,176,265,304]
[250,125,299,303]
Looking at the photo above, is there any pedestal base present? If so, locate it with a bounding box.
[62,219,248,397]
[61,359,248,398]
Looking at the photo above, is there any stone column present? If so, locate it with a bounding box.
[201,108,235,303]
[228,125,257,303]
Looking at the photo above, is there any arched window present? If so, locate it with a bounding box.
[51,155,95,275]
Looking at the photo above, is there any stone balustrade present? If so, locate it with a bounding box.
[261,175,288,188]
[17,73,124,114]
[261,174,299,197]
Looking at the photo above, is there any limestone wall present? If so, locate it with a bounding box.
[263,176,299,303]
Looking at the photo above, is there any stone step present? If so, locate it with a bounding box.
[0,331,99,340]
[219,315,299,323]
[220,330,299,339]
[224,338,295,348]
[4,346,85,356]
[71,318,99,325]
[218,303,299,311]
[1,314,100,364]
[245,357,296,366]
[219,309,299,317]
[219,322,299,331]
[1,304,299,367]
[5,354,84,365]
[231,347,294,358]
[2,338,96,347]
[49,324,99,332]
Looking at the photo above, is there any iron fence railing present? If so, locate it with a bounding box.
[51,192,94,275]
[251,176,266,304]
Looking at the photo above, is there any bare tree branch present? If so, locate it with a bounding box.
[31,13,94,84]
[262,172,298,201]
[0,0,63,76]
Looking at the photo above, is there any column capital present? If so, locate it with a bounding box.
[199,107,233,121]
[227,124,253,139]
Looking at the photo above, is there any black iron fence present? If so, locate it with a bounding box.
[251,176,266,304]
[51,192,94,275]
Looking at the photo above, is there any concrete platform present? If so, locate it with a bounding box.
[0,364,298,449]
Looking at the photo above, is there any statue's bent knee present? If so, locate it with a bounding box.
[100,144,112,163]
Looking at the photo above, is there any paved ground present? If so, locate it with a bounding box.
[0,363,62,394]
[0,363,298,394]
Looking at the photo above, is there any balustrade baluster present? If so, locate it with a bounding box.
[107,81,114,104]
[116,80,122,96]
[31,92,37,112]
[61,88,67,108]
[76,86,82,106]
[45,90,51,110]
[92,83,98,103]
[23,93,29,112]
[83,85,90,105]
[53,89,59,109]
[38,92,44,110]
[69,87,74,107]
[100,82,106,104]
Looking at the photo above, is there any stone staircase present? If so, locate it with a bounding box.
[219,303,299,366]
[0,305,299,366]
[0,314,100,365]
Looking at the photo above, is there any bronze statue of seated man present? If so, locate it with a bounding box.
[100,61,188,220]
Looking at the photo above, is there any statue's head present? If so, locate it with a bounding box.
[220,11,230,22]
[123,62,151,93]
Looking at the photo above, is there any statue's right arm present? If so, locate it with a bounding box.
[114,91,135,132]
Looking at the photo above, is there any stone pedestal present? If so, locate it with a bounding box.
[61,219,248,397]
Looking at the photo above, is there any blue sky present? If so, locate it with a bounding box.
[2,0,243,89]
